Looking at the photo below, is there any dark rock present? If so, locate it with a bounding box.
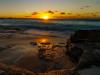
[78,66,100,75]
[38,45,75,72]
[67,30,100,71]
[67,46,83,64]
[30,42,37,46]
[0,70,8,75]
[70,30,100,43]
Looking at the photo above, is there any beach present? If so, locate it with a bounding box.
[0,29,72,71]
[0,19,100,75]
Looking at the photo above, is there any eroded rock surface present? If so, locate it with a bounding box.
[66,30,100,75]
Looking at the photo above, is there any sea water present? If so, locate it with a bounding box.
[0,19,100,35]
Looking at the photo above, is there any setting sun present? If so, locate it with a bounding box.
[42,16,49,20]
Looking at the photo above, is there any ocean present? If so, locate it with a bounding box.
[0,18,100,32]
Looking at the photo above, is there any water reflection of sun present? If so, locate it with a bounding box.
[36,38,49,43]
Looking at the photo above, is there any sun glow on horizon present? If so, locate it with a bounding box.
[42,15,49,20]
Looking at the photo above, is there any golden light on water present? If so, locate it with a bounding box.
[40,38,48,43]
[36,38,49,43]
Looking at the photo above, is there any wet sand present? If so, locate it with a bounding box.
[0,31,74,72]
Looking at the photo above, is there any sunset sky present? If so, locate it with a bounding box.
[0,0,100,19]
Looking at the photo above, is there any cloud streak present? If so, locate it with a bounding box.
[32,12,39,15]
[48,10,54,14]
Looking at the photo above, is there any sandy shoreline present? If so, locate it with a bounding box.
[0,30,72,72]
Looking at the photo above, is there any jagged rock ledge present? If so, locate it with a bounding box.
[66,30,100,75]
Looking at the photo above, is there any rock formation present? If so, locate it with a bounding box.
[66,30,100,75]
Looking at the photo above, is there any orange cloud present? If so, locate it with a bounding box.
[67,13,72,15]
[60,12,66,15]
[32,12,39,15]
[48,10,54,14]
